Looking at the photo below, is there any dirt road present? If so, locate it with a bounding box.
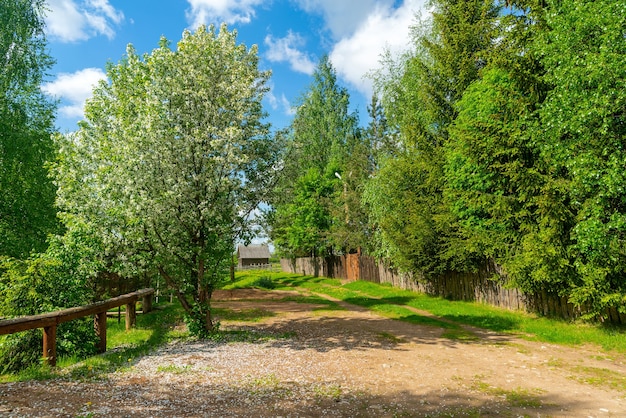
[1,288,625,417]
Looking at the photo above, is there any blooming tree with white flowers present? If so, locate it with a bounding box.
[54,24,278,335]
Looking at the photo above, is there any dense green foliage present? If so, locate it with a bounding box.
[0,0,59,258]
[365,0,503,274]
[265,0,626,319]
[0,231,102,372]
[268,57,367,257]
[365,0,626,319]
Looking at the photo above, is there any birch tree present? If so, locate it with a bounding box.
[54,24,277,335]
[1,0,58,258]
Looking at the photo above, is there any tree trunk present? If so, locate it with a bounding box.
[206,306,213,332]
[158,265,193,313]
[197,256,214,332]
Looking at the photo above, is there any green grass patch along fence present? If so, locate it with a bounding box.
[228,270,626,353]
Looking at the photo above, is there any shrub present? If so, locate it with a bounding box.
[253,276,276,289]
[0,231,101,372]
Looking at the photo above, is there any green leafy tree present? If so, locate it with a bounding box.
[269,56,359,257]
[364,152,445,273]
[331,131,373,254]
[536,0,626,316]
[439,0,578,301]
[366,0,501,273]
[270,168,334,257]
[0,0,58,258]
[0,0,79,371]
[365,94,396,164]
[54,24,278,335]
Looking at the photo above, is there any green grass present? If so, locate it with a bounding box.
[222,270,296,291]
[156,364,193,374]
[64,301,187,380]
[278,294,345,311]
[339,279,626,352]
[571,365,626,392]
[313,383,343,400]
[228,271,626,353]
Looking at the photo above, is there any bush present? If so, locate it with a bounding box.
[253,276,276,289]
[0,330,42,374]
[183,302,221,339]
[0,231,101,372]
[0,318,98,374]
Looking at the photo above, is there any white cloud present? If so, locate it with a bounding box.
[329,0,427,98]
[294,0,392,39]
[265,31,316,75]
[185,0,264,28]
[42,68,107,119]
[45,0,124,42]
[266,85,296,116]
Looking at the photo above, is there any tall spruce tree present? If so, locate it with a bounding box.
[366,0,502,274]
[269,56,359,258]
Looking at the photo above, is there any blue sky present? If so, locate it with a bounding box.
[40,0,428,132]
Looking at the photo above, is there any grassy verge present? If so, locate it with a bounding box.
[228,270,626,353]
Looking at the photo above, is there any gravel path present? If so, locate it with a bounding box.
[1,289,625,417]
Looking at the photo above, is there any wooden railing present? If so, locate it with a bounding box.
[0,288,154,366]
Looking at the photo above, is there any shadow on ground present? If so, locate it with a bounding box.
[0,375,591,417]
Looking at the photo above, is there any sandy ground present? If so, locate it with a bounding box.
[1,288,625,417]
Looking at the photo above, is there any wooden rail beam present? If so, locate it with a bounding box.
[0,288,154,367]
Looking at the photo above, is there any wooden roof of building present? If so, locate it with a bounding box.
[237,244,271,259]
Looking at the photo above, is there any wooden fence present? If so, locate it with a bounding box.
[280,255,626,324]
[96,271,151,299]
[0,288,154,366]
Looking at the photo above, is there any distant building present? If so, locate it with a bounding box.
[237,244,271,269]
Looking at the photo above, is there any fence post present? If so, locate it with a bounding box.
[43,325,57,367]
[94,312,107,353]
[125,301,136,330]
[142,293,152,314]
